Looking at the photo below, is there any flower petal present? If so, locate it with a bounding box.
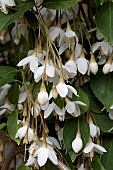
[83,142,94,153]
[28,127,34,142]
[38,148,48,167]
[18,91,27,103]
[56,83,68,98]
[15,126,27,139]
[44,103,54,118]
[46,64,55,77]
[48,149,58,165]
[94,144,107,154]
[65,101,75,114]
[34,66,44,81]
[29,57,38,73]
[66,85,78,96]
[17,56,31,67]
[109,109,113,120]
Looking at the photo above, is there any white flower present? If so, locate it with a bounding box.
[56,82,78,98]
[25,154,37,167]
[34,145,58,167]
[62,56,77,78]
[72,137,83,153]
[59,27,78,55]
[102,57,113,74]
[44,102,65,119]
[0,102,14,115]
[89,123,100,138]
[0,0,16,14]
[109,105,113,120]
[83,141,107,155]
[76,53,89,75]
[15,125,34,143]
[31,103,41,118]
[34,62,55,82]
[38,83,48,105]
[65,99,86,117]
[49,24,64,41]
[17,49,43,73]
[0,84,11,101]
[89,55,98,75]
[48,84,58,100]
[92,41,112,55]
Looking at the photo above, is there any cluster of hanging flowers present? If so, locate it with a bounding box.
[1,0,113,169]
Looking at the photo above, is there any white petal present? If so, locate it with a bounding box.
[48,137,61,149]
[46,64,55,77]
[101,42,109,55]
[109,109,113,120]
[72,137,83,153]
[28,127,34,143]
[0,109,6,115]
[59,43,69,55]
[55,105,65,116]
[56,83,68,98]
[18,91,27,103]
[40,101,49,110]
[50,28,61,41]
[38,91,48,105]
[48,149,58,165]
[74,104,81,117]
[94,144,107,154]
[75,43,82,58]
[17,56,31,67]
[65,30,75,38]
[29,57,38,73]
[92,42,101,53]
[65,101,75,114]
[89,124,97,138]
[75,101,86,106]
[38,147,48,167]
[48,90,53,100]
[4,0,16,6]
[66,85,78,96]
[44,103,54,118]
[83,142,94,153]
[15,126,27,139]
[98,55,106,65]
[34,66,44,80]
[76,58,88,75]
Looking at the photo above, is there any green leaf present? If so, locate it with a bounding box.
[8,84,19,104]
[63,118,89,162]
[18,165,30,170]
[0,1,34,32]
[42,0,79,10]
[0,66,17,87]
[32,82,41,101]
[90,72,113,112]
[45,161,59,170]
[82,82,103,113]
[92,156,105,170]
[95,1,113,43]
[101,134,113,170]
[53,96,64,110]
[0,123,7,130]
[7,110,21,145]
[92,112,113,133]
[76,88,89,114]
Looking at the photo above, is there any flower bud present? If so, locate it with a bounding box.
[38,83,48,105]
[72,136,83,153]
[89,55,98,75]
[52,84,58,99]
[102,57,112,74]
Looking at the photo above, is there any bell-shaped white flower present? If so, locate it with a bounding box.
[102,57,112,74]
[89,55,98,75]
[72,128,83,153]
[25,154,38,167]
[0,84,11,102]
[92,41,112,55]
[17,48,41,73]
[56,78,78,98]
[34,61,55,82]
[83,139,107,156]
[44,102,65,119]
[76,52,89,75]
[15,121,34,143]
[59,22,78,54]
[34,141,58,167]
[65,98,86,117]
[49,23,64,41]
[38,83,48,105]
[48,84,58,100]
[31,103,41,118]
